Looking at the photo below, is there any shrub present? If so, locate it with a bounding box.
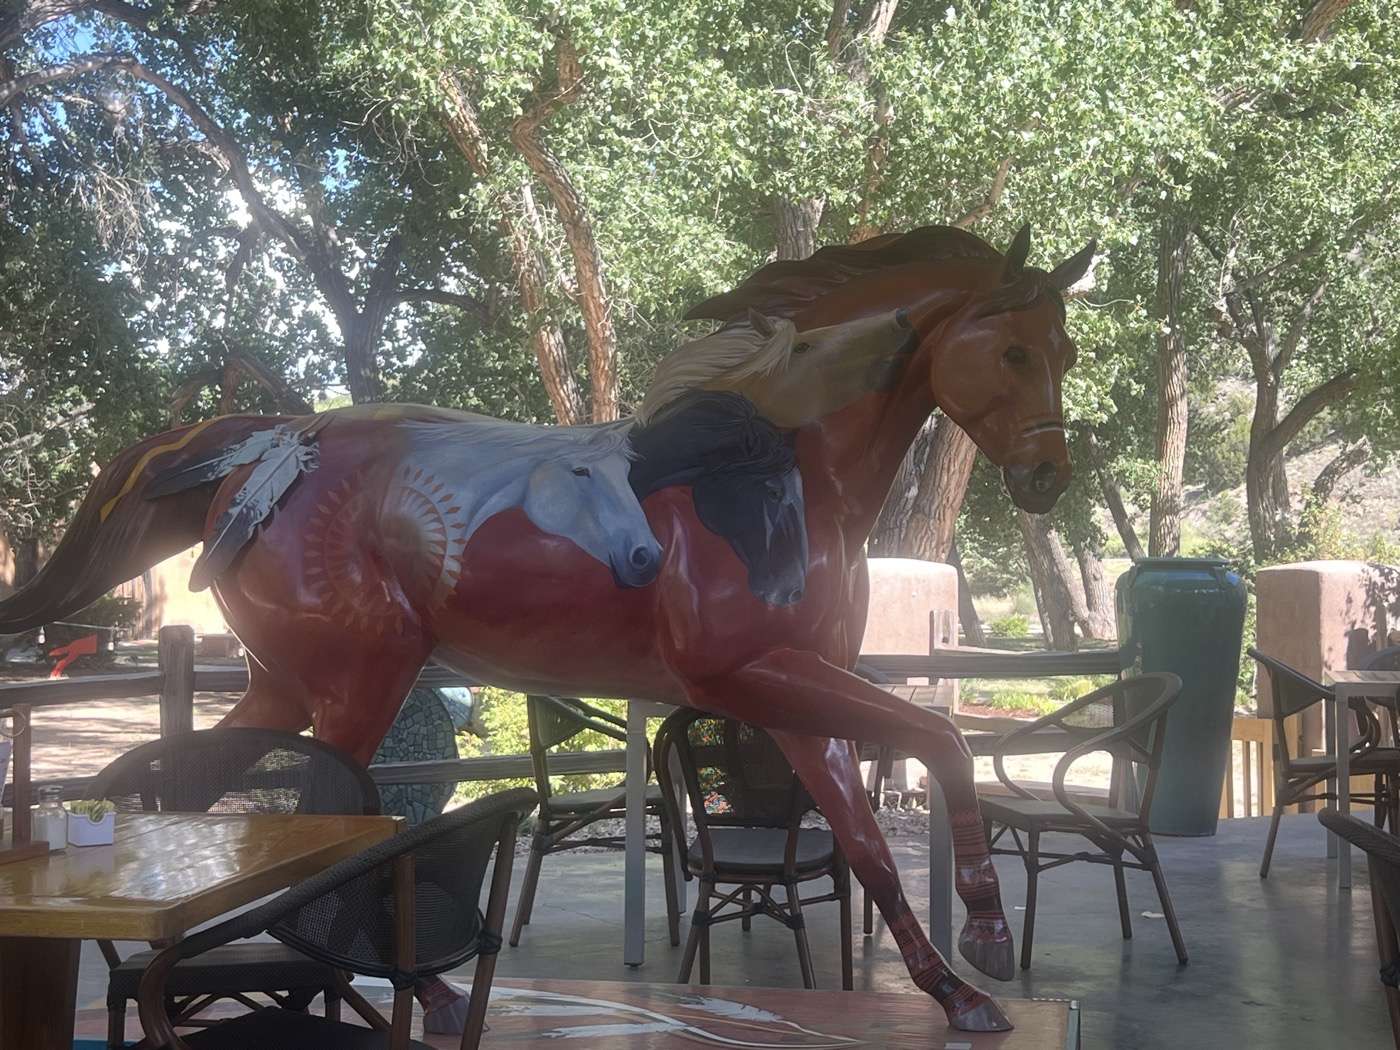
[986,613,1030,639]
[452,688,635,804]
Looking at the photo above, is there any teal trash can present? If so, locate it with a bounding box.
[1115,557,1247,836]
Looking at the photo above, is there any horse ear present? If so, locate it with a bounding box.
[1000,223,1032,283]
[1048,239,1097,291]
[746,308,778,339]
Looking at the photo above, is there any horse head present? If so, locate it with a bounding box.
[907,224,1092,514]
[629,391,808,606]
[692,464,808,607]
[521,429,663,588]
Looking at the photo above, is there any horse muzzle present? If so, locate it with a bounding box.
[610,540,663,588]
[1002,461,1070,514]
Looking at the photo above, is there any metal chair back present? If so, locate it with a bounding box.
[90,727,380,816]
[525,695,628,806]
[1249,647,1381,770]
[654,708,812,877]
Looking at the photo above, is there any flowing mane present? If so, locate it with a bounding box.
[637,317,796,424]
[685,225,1004,322]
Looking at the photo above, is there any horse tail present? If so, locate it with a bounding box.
[0,414,294,635]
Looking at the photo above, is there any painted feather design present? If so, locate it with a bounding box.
[146,426,289,499]
[188,437,319,591]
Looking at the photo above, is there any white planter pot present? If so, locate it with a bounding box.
[67,811,115,847]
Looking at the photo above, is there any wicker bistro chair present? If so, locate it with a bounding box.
[509,694,680,947]
[653,708,854,991]
[88,728,381,1048]
[1318,807,1400,1048]
[1249,648,1400,879]
[976,673,1189,970]
[138,786,538,1050]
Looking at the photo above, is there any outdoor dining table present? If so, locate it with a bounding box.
[0,810,402,1049]
[1322,669,1400,891]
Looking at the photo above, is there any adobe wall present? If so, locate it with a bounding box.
[1255,560,1400,750]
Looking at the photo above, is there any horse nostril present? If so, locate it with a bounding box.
[1031,462,1059,495]
[787,588,804,604]
[630,545,656,570]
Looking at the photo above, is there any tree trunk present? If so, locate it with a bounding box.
[1074,541,1116,640]
[1149,211,1189,557]
[1246,373,1291,562]
[12,537,39,588]
[868,418,935,556]
[948,541,986,646]
[510,41,619,421]
[1018,511,1092,651]
[902,419,978,562]
[439,72,583,425]
[342,315,381,405]
[510,184,585,425]
[1083,431,1145,561]
[773,196,825,260]
[1299,0,1355,42]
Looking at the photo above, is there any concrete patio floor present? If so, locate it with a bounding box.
[76,811,1393,1050]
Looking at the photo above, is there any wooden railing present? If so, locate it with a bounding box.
[0,624,582,805]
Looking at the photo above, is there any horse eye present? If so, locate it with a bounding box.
[1004,346,1029,367]
[571,466,591,478]
[793,342,812,354]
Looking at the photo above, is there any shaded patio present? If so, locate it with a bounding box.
[74,811,1390,1049]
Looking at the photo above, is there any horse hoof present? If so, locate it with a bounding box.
[948,993,1014,1033]
[959,918,1015,981]
[422,989,470,1035]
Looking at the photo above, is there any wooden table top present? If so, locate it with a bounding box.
[0,812,401,941]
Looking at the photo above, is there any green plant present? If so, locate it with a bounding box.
[453,689,634,804]
[986,613,1030,639]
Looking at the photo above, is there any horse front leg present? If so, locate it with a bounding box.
[682,648,1014,984]
[770,730,1011,1033]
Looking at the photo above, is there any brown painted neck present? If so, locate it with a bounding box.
[796,348,940,544]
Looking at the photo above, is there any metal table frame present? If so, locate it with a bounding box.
[1322,669,1400,891]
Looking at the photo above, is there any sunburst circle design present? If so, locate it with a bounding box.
[303,466,469,636]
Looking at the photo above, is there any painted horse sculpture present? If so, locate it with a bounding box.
[0,224,1090,1033]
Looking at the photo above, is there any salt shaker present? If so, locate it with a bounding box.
[33,785,67,851]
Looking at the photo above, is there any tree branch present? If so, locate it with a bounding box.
[0,53,130,110]
[1275,276,1327,376]
[953,154,1013,228]
[1311,439,1368,504]
[1258,370,1359,464]
[1298,0,1354,43]
[391,287,489,317]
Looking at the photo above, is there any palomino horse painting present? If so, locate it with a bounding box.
[0,224,1090,1032]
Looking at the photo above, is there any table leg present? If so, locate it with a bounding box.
[0,936,80,1050]
[1337,690,1352,891]
[926,777,953,960]
[1325,698,1337,858]
[625,702,648,967]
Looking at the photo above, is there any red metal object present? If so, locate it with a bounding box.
[47,633,98,679]
[0,226,1090,1032]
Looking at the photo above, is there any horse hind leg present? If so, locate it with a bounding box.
[766,730,1010,1032]
[682,648,1015,984]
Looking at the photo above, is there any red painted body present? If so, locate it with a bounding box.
[1,227,1088,1032]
